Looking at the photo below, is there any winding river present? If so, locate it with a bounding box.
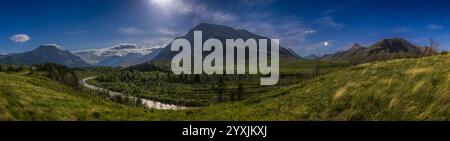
[80,76,193,110]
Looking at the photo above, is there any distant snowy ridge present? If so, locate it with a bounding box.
[72,43,166,64]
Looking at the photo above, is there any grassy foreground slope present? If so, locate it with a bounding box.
[0,72,179,120]
[190,54,450,120]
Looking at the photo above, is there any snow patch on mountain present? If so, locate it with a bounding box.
[72,43,166,64]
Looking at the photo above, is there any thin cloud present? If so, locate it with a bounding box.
[147,0,237,24]
[211,11,237,23]
[390,27,410,33]
[118,27,145,35]
[10,34,31,43]
[320,5,347,16]
[304,30,317,35]
[66,30,88,36]
[158,28,178,36]
[428,24,443,30]
[241,0,275,6]
[314,16,345,29]
[231,11,310,49]
[322,9,338,15]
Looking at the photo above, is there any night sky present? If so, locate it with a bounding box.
[1,0,450,55]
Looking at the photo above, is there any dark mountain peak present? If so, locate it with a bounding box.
[0,44,90,68]
[191,23,224,33]
[36,43,63,51]
[194,23,224,29]
[152,23,300,61]
[369,38,422,54]
[349,44,365,51]
[192,23,237,31]
[186,23,257,40]
[383,37,409,42]
[371,38,414,49]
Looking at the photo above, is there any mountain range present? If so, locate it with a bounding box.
[73,43,165,66]
[321,38,437,64]
[0,44,91,68]
[96,48,163,67]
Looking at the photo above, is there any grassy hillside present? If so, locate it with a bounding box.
[186,54,450,120]
[0,71,179,121]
